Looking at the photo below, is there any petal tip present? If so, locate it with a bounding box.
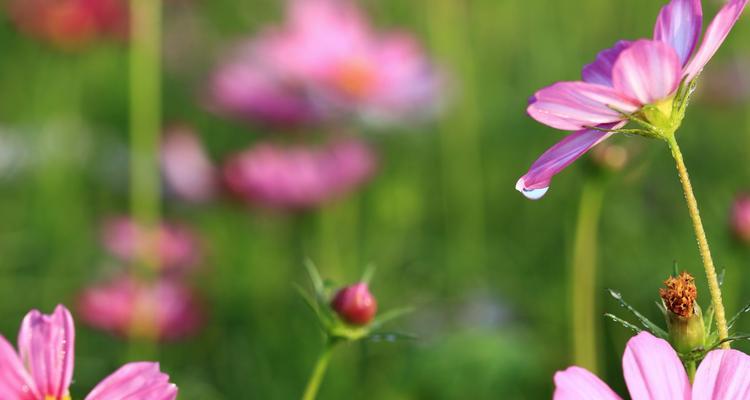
[516,177,549,200]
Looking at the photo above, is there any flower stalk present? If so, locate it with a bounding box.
[129,0,162,275]
[666,134,729,349]
[302,339,337,400]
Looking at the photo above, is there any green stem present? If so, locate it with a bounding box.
[666,135,729,349]
[302,341,336,400]
[686,360,696,383]
[129,0,162,274]
[570,180,605,373]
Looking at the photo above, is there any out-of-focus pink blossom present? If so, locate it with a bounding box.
[8,0,128,48]
[223,138,377,209]
[554,331,750,399]
[730,194,750,243]
[161,127,219,203]
[102,216,201,274]
[0,304,177,399]
[210,0,442,126]
[78,276,204,341]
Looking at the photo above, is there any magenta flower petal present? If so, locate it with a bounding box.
[653,0,703,66]
[85,362,177,400]
[553,366,622,400]
[527,82,637,131]
[684,0,749,81]
[622,332,691,400]
[582,40,633,87]
[612,39,682,105]
[0,335,39,399]
[692,349,750,399]
[18,304,75,399]
[516,123,624,199]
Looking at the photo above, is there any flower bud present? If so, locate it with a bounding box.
[659,272,705,353]
[730,194,750,244]
[331,283,377,326]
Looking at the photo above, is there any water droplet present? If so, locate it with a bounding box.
[516,177,549,200]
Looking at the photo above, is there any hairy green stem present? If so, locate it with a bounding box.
[570,180,605,373]
[666,135,729,349]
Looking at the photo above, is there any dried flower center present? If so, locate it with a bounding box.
[659,271,697,318]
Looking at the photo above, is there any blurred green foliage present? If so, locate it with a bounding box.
[0,0,749,398]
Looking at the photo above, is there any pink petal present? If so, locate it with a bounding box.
[692,349,750,399]
[516,123,624,199]
[85,362,177,400]
[684,0,749,81]
[622,332,691,400]
[553,366,622,400]
[582,41,633,87]
[653,0,703,66]
[527,82,636,131]
[612,39,682,105]
[0,335,39,399]
[18,304,75,399]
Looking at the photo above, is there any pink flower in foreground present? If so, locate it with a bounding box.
[8,0,127,49]
[78,276,203,341]
[211,0,441,126]
[161,127,219,204]
[223,138,377,209]
[555,331,750,399]
[518,0,748,199]
[102,216,201,274]
[0,305,177,399]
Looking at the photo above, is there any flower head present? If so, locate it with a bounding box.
[8,0,128,49]
[78,276,204,341]
[730,194,750,243]
[210,0,442,126]
[223,138,376,210]
[161,126,219,204]
[518,0,748,199]
[102,216,201,275]
[331,283,378,325]
[554,331,750,399]
[0,305,177,399]
[660,271,698,318]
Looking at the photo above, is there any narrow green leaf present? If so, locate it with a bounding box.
[369,307,414,330]
[604,313,642,335]
[608,289,668,338]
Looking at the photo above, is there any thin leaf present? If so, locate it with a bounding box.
[293,284,328,329]
[672,261,679,277]
[304,259,326,299]
[608,289,668,338]
[728,301,750,331]
[369,307,414,330]
[366,332,418,343]
[361,263,376,285]
[708,333,750,350]
[604,313,642,334]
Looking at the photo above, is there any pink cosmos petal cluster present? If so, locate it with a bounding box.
[8,0,127,48]
[554,331,750,399]
[223,138,377,209]
[210,0,441,126]
[102,216,201,275]
[0,305,177,399]
[730,194,750,243]
[517,0,748,199]
[78,276,204,341]
[161,127,219,204]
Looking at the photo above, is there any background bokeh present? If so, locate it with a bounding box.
[1,0,750,398]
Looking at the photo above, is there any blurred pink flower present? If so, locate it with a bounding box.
[210,0,441,126]
[223,138,376,209]
[102,216,201,274]
[331,282,378,325]
[518,0,748,200]
[8,0,128,48]
[555,331,750,399]
[161,127,219,203]
[730,194,750,243]
[0,304,177,399]
[78,276,204,341]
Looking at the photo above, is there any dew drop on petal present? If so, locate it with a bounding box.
[515,177,549,200]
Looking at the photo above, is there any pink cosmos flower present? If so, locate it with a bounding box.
[518,0,748,199]
[211,0,441,126]
[554,331,750,399]
[78,276,203,341]
[730,194,750,243]
[0,304,177,399]
[161,127,219,204]
[8,0,127,49]
[102,216,201,274]
[223,138,377,209]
